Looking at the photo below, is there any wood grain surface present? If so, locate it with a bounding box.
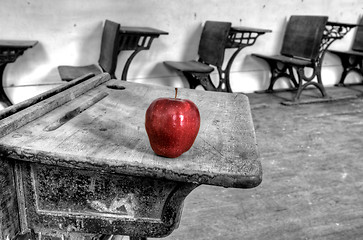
[0,73,109,138]
[0,74,261,189]
[0,73,95,120]
[0,158,20,239]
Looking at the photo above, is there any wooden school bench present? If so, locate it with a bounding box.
[58,20,168,82]
[252,15,356,105]
[164,20,271,92]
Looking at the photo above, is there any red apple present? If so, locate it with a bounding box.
[145,90,200,158]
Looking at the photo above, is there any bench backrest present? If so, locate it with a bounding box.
[198,21,232,67]
[281,15,328,60]
[98,20,121,78]
[352,16,363,52]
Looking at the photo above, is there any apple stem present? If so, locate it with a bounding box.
[175,88,178,99]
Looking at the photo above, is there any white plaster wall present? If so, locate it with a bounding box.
[1,0,362,103]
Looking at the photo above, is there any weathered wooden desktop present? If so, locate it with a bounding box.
[0,73,261,239]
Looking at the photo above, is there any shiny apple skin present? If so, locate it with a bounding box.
[145,98,200,158]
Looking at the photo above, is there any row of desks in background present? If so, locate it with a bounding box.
[0,27,168,108]
[0,25,271,108]
[0,21,357,108]
[215,21,358,95]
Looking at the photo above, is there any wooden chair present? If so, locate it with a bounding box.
[58,20,121,81]
[164,21,231,91]
[329,17,363,86]
[252,15,329,102]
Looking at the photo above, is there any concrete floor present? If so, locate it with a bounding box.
[152,85,363,240]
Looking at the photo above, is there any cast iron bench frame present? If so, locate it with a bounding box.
[252,15,355,104]
[329,16,363,86]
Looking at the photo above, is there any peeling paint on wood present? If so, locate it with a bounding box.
[0,158,20,239]
[19,162,198,238]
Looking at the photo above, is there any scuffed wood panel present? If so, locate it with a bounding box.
[0,158,20,240]
[33,164,176,218]
[18,163,197,238]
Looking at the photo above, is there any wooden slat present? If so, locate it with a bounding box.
[0,73,110,138]
[0,79,260,188]
[0,73,95,120]
[43,91,108,131]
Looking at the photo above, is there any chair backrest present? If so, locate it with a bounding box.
[198,21,232,67]
[352,16,363,51]
[280,15,328,60]
[98,20,121,78]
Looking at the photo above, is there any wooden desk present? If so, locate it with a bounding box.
[218,26,271,92]
[316,21,357,69]
[0,73,261,239]
[0,40,38,107]
[119,27,168,80]
[282,21,357,105]
[328,18,363,86]
[254,21,356,105]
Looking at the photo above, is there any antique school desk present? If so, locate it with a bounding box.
[254,20,356,104]
[119,27,168,80]
[221,26,271,93]
[0,73,261,240]
[0,40,38,107]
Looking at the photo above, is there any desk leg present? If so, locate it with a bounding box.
[218,47,246,92]
[254,61,299,94]
[0,64,13,107]
[121,50,143,81]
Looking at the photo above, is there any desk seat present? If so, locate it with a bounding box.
[330,49,363,56]
[164,60,216,90]
[163,60,214,73]
[252,54,314,67]
[58,20,120,82]
[57,64,102,81]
